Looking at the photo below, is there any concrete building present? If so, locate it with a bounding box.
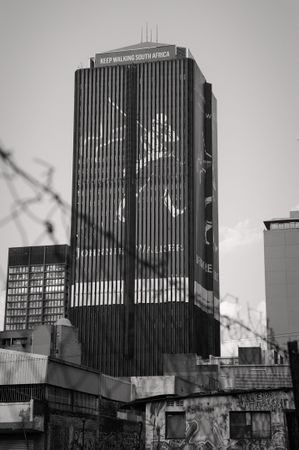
[5,245,70,331]
[137,388,294,449]
[69,41,219,376]
[0,318,82,365]
[126,349,295,449]
[0,348,133,449]
[264,211,299,349]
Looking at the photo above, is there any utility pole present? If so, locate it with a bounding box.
[287,341,299,448]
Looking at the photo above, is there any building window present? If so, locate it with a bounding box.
[230,412,271,439]
[166,412,185,439]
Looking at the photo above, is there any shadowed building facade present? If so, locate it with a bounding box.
[69,42,220,376]
[264,210,299,349]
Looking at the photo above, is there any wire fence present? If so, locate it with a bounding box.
[0,144,289,362]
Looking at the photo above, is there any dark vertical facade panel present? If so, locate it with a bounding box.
[123,66,137,359]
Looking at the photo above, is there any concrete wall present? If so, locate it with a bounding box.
[131,376,176,400]
[131,365,292,401]
[145,390,294,450]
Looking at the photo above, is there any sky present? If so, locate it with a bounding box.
[0,0,298,351]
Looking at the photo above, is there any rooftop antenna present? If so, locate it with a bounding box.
[150,28,153,42]
[141,26,143,43]
[156,24,159,43]
[146,22,148,42]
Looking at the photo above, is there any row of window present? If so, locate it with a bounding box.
[44,314,63,322]
[45,279,65,286]
[6,324,27,330]
[8,273,28,280]
[29,280,43,287]
[8,285,65,293]
[29,301,43,308]
[46,272,65,279]
[28,308,43,315]
[9,278,65,288]
[46,265,65,272]
[44,307,63,314]
[6,310,27,317]
[9,267,29,274]
[7,288,27,294]
[166,411,271,440]
[8,265,65,274]
[30,287,43,293]
[8,281,28,288]
[6,302,27,310]
[45,300,64,307]
[45,286,65,292]
[30,266,44,272]
[28,321,42,327]
[270,221,299,230]
[6,295,27,301]
[7,293,65,302]
[30,273,44,280]
[46,293,65,300]
[6,299,64,310]
[28,285,64,293]
[6,317,26,324]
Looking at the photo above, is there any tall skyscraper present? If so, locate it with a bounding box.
[5,245,70,330]
[264,211,299,349]
[69,42,219,376]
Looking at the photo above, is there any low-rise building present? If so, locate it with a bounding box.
[0,318,82,364]
[0,348,132,449]
[141,388,294,449]
[127,350,296,449]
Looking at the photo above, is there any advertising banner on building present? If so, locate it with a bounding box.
[193,67,219,320]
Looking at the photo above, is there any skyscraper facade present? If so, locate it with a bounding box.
[5,245,70,331]
[69,42,219,376]
[264,210,299,349]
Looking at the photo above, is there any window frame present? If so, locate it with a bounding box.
[230,411,271,440]
[165,411,186,440]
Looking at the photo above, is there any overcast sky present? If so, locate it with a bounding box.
[0,0,298,349]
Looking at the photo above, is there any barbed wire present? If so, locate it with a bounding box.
[0,144,288,366]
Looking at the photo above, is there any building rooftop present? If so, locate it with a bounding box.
[93,42,192,68]
[264,210,299,230]
[0,348,131,402]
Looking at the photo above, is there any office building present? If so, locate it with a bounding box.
[69,42,219,376]
[264,210,299,349]
[5,245,70,330]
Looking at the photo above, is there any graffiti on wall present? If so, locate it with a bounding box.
[146,391,293,450]
[238,391,290,412]
[69,427,96,449]
[98,428,143,449]
[98,418,144,450]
